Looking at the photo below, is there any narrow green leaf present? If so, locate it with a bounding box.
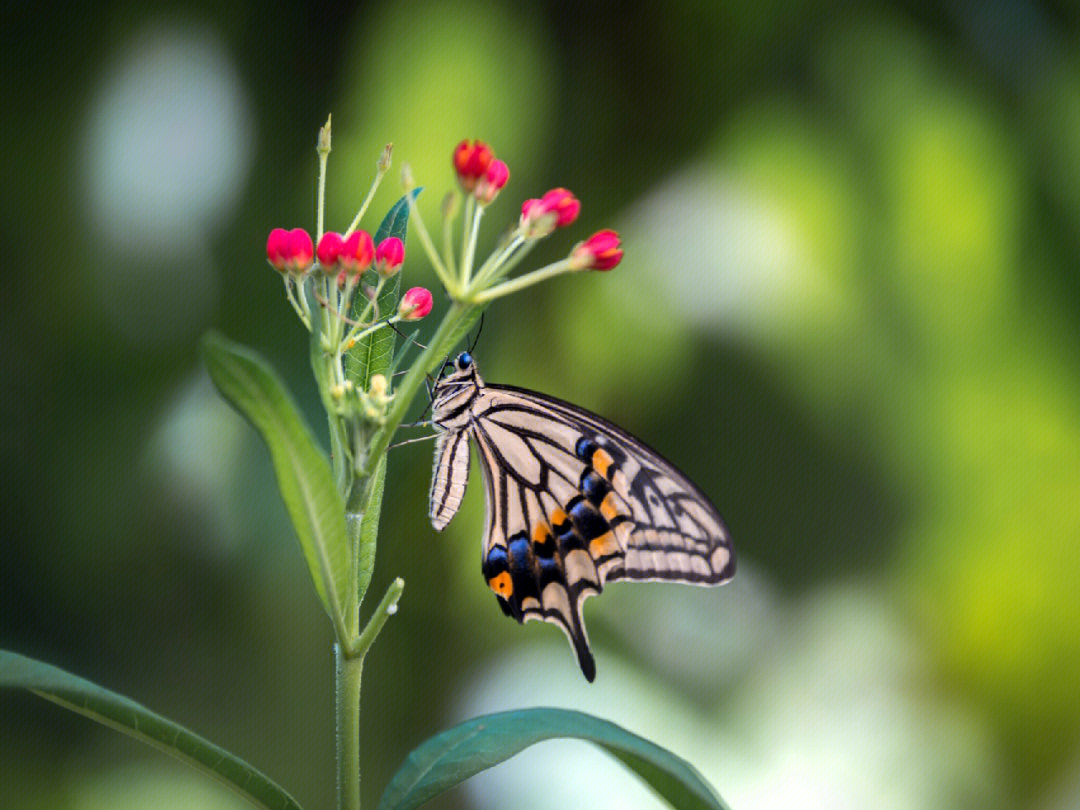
[346,188,423,388]
[202,331,348,632]
[0,650,302,810]
[354,455,385,607]
[377,708,729,810]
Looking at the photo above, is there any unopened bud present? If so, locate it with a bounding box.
[453,139,495,191]
[475,159,509,206]
[520,188,580,238]
[317,115,332,154]
[378,143,393,173]
[374,237,405,278]
[266,228,289,272]
[317,232,345,274]
[340,230,374,275]
[398,286,433,321]
[569,229,623,271]
[285,228,314,274]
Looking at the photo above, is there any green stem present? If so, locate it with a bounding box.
[470,259,575,303]
[344,167,388,238]
[461,201,482,285]
[404,180,459,296]
[356,577,405,656]
[334,578,403,810]
[316,121,331,241]
[335,644,363,810]
[460,195,476,284]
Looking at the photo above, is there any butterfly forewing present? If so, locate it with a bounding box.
[428,356,735,681]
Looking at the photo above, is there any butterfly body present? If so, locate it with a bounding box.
[429,352,735,681]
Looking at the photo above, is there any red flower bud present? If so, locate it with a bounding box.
[570,229,623,271]
[398,286,433,320]
[317,231,345,274]
[475,159,509,205]
[542,188,580,227]
[519,188,580,237]
[340,230,374,274]
[266,228,290,271]
[285,228,314,273]
[453,139,494,191]
[374,236,405,277]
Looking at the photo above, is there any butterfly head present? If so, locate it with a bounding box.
[431,352,483,427]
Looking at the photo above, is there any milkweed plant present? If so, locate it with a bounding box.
[0,118,728,810]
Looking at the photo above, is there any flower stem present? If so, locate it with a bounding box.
[461,199,482,286]
[335,644,363,810]
[403,183,459,297]
[345,163,389,239]
[470,259,575,303]
[316,116,331,241]
[334,577,403,810]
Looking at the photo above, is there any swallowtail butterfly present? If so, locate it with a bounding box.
[429,352,735,681]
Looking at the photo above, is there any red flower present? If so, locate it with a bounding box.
[453,139,494,191]
[520,188,580,237]
[570,229,623,271]
[266,228,290,271]
[375,237,405,277]
[398,286,433,320]
[475,159,509,205]
[340,230,374,274]
[285,228,314,273]
[317,232,345,273]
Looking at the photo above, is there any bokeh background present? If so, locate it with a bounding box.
[4,1,1080,808]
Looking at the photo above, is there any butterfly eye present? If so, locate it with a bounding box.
[457,352,473,371]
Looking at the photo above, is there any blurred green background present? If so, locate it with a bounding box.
[4,1,1080,808]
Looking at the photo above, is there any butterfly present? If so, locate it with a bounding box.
[428,351,735,681]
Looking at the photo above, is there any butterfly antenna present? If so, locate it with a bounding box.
[388,433,439,450]
[388,321,427,350]
[414,380,436,423]
[468,312,485,353]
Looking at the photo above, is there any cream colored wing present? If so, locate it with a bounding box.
[429,428,471,531]
[468,385,734,681]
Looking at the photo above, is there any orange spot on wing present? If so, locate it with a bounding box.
[533,523,550,544]
[589,531,619,558]
[549,507,568,527]
[592,448,614,478]
[599,492,620,521]
[489,571,513,597]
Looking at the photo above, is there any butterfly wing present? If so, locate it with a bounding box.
[429,428,470,530]
[469,385,735,681]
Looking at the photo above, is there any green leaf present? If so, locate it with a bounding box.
[353,454,385,608]
[377,708,729,810]
[346,188,422,388]
[202,331,348,632]
[0,650,302,810]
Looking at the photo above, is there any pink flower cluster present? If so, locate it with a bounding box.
[453,140,622,271]
[266,225,430,321]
